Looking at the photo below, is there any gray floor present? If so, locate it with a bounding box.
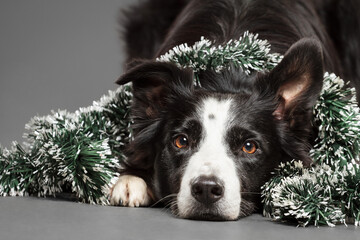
[0,1,359,239]
[0,197,358,240]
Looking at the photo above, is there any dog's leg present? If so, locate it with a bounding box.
[110,175,152,207]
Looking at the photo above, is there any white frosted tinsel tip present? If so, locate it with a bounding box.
[157,31,282,85]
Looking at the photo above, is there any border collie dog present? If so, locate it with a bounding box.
[110,0,360,220]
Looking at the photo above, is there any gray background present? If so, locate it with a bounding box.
[0,0,358,239]
[0,0,129,148]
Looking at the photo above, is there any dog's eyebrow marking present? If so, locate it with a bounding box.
[208,114,215,119]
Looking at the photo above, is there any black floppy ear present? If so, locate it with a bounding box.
[123,59,146,71]
[263,38,324,121]
[116,61,194,173]
[116,60,194,120]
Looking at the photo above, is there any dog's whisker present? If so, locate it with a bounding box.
[164,198,177,208]
[163,198,179,215]
[239,199,256,217]
[240,192,261,195]
[159,203,174,214]
[170,205,180,217]
[150,193,178,208]
[156,199,179,216]
[164,201,176,210]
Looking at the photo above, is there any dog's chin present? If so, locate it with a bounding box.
[186,212,238,221]
[174,202,240,221]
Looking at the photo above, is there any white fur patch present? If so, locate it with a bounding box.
[177,97,241,220]
[110,175,151,207]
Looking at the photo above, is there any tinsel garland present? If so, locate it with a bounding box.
[1,32,359,226]
[157,31,282,85]
[262,73,360,227]
[0,86,133,204]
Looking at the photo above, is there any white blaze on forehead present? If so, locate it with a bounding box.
[177,97,241,220]
[202,98,232,150]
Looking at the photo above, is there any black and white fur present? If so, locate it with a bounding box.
[110,0,360,220]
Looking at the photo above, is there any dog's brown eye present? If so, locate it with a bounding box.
[174,135,189,149]
[242,141,257,154]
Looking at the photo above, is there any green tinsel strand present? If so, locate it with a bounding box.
[58,137,119,205]
[310,73,360,168]
[99,84,133,156]
[0,86,133,204]
[157,31,282,85]
[262,161,360,227]
[0,143,36,196]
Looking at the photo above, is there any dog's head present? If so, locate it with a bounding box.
[117,39,323,220]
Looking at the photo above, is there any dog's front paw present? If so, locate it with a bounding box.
[110,175,152,207]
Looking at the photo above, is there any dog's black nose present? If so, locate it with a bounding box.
[191,176,224,204]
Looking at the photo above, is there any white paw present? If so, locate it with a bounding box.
[110,175,152,207]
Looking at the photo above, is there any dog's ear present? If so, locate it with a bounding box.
[124,59,146,71]
[258,38,324,121]
[117,61,194,120]
[255,38,324,166]
[116,61,194,174]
